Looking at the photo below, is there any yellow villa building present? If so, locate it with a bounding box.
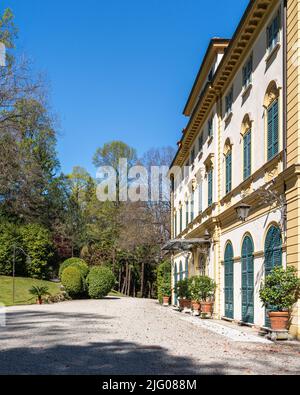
[168,0,300,339]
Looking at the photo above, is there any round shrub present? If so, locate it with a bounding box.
[61,266,84,298]
[59,258,89,280]
[87,266,116,299]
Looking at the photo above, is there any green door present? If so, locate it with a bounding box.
[179,261,183,281]
[264,226,282,327]
[174,263,178,305]
[224,243,234,319]
[241,236,254,323]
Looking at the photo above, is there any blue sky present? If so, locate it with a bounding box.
[3,0,249,176]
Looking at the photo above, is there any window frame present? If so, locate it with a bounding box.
[242,54,253,89]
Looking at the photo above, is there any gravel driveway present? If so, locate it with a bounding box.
[0,297,300,375]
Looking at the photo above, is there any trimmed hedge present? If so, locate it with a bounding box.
[59,258,89,280]
[61,266,84,297]
[87,266,116,299]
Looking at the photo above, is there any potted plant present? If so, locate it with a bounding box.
[260,266,300,331]
[161,281,171,306]
[198,276,217,317]
[29,285,50,305]
[176,279,191,310]
[188,276,202,315]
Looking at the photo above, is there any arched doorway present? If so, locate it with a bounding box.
[264,225,282,327]
[224,243,234,319]
[241,235,254,323]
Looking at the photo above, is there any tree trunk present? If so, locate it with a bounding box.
[127,268,131,296]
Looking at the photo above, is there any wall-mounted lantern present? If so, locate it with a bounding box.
[235,204,251,222]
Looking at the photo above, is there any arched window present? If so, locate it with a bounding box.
[241,115,252,180]
[264,81,280,161]
[185,257,189,279]
[224,242,234,319]
[179,261,184,281]
[224,139,233,194]
[264,225,282,327]
[241,235,254,323]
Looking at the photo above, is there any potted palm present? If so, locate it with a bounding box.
[198,276,217,317]
[29,285,50,305]
[260,266,300,331]
[176,279,191,311]
[188,276,202,315]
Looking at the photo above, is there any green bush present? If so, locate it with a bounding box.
[87,266,116,299]
[0,222,24,276]
[59,258,89,280]
[175,278,191,299]
[188,276,216,302]
[61,266,84,298]
[20,223,55,279]
[157,260,171,304]
[260,266,300,311]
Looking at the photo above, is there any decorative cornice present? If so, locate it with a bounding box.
[171,0,277,168]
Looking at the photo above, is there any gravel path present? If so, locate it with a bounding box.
[0,298,300,375]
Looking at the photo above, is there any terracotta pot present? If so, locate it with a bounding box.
[37,298,43,305]
[201,301,214,315]
[192,301,201,312]
[268,311,289,331]
[163,296,170,306]
[179,299,192,310]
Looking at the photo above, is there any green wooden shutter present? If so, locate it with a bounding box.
[185,257,189,279]
[267,100,279,161]
[179,207,183,233]
[226,152,232,194]
[264,226,282,327]
[198,182,202,214]
[185,201,189,227]
[179,261,183,281]
[243,131,251,180]
[267,105,274,160]
[174,213,177,237]
[272,100,279,156]
[242,236,254,323]
[190,191,194,222]
[208,169,213,206]
[224,243,234,319]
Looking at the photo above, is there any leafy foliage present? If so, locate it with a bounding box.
[29,285,50,299]
[260,266,300,311]
[59,257,89,280]
[87,266,116,299]
[188,276,216,302]
[156,260,171,303]
[175,278,191,299]
[61,267,84,298]
[20,223,55,279]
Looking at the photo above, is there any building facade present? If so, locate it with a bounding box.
[169,0,300,338]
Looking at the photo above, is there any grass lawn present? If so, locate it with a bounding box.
[0,276,61,307]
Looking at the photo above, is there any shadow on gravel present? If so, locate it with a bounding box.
[0,340,243,375]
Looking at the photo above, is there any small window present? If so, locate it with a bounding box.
[267,99,279,161]
[185,200,189,227]
[198,134,204,153]
[208,117,213,139]
[225,87,234,115]
[191,147,195,165]
[267,11,280,52]
[208,68,214,82]
[225,151,232,194]
[243,55,253,89]
[208,169,213,207]
[179,207,183,233]
[243,130,252,180]
[190,191,195,222]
